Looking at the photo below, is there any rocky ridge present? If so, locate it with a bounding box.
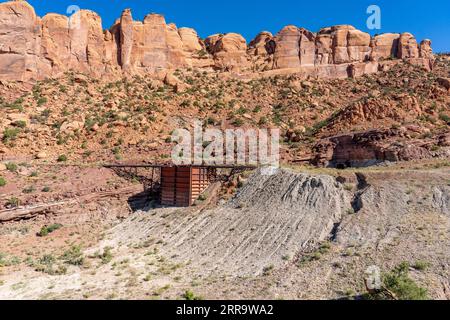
[0,0,434,82]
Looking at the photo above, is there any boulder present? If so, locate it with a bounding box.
[60,120,84,133]
[437,78,450,91]
[164,72,189,92]
[7,113,28,125]
[36,151,48,159]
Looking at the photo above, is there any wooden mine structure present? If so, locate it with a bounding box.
[104,164,254,207]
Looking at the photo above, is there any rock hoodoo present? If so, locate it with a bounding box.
[0,0,434,82]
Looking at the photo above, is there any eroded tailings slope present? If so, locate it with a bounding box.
[108,168,350,276]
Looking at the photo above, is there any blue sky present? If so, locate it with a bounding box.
[3,0,449,52]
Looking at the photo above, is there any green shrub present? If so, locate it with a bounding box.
[206,117,216,125]
[2,128,20,143]
[5,162,17,172]
[100,247,113,264]
[6,197,20,208]
[318,242,331,254]
[344,184,353,191]
[57,154,67,162]
[37,223,63,237]
[111,147,121,155]
[196,49,207,57]
[0,177,6,187]
[258,117,268,125]
[13,120,27,128]
[262,265,274,275]
[34,254,67,275]
[0,252,7,267]
[382,262,428,300]
[143,274,152,282]
[439,113,450,123]
[42,186,51,192]
[232,118,244,127]
[361,262,429,300]
[37,97,48,106]
[0,253,21,267]
[22,186,35,194]
[252,105,262,113]
[412,260,430,271]
[183,290,202,300]
[61,245,84,266]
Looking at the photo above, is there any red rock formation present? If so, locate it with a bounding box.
[248,31,274,57]
[273,26,302,69]
[206,33,250,71]
[397,32,420,59]
[311,129,440,168]
[41,14,71,75]
[0,0,435,82]
[0,1,44,81]
[370,33,400,61]
[179,27,203,53]
[420,39,434,59]
[119,9,133,71]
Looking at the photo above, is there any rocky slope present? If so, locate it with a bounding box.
[0,0,433,82]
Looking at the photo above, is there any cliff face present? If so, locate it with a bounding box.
[0,0,434,82]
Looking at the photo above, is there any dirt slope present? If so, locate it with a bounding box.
[107,168,350,276]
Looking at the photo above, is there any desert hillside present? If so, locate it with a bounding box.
[0,0,449,302]
[0,55,449,167]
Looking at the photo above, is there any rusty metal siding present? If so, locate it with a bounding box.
[161,167,192,207]
[160,166,213,207]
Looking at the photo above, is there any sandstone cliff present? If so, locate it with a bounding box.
[0,0,434,82]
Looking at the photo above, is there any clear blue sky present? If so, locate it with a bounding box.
[3,0,449,52]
